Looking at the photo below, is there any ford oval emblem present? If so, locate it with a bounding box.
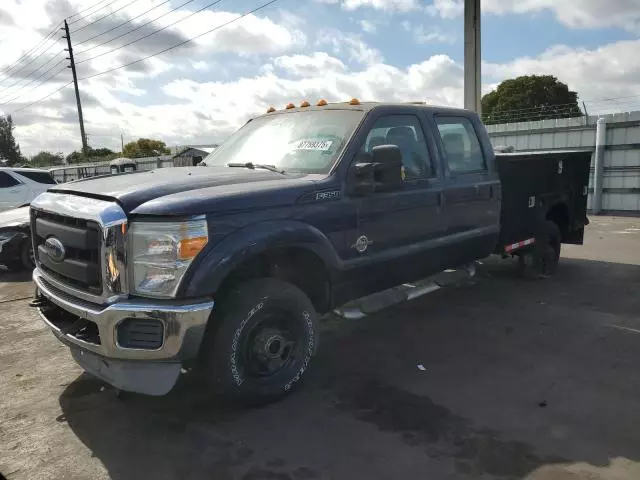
[44,237,66,262]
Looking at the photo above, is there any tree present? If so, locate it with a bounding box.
[122,138,170,158]
[0,115,23,165]
[31,151,65,167]
[481,75,582,125]
[65,146,117,164]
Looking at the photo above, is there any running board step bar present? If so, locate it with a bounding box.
[333,263,477,320]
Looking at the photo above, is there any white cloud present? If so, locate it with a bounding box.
[426,0,640,32]
[483,39,640,113]
[426,0,464,19]
[274,52,346,77]
[5,0,640,156]
[402,21,456,44]
[317,0,420,11]
[486,0,640,31]
[360,19,377,33]
[316,29,383,65]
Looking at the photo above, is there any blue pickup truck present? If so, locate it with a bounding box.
[31,100,591,405]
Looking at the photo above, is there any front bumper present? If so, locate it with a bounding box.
[34,268,214,395]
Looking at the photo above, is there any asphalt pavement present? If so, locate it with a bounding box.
[1,216,640,480]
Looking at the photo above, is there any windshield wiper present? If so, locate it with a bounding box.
[227,162,285,174]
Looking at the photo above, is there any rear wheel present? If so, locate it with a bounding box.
[201,278,318,406]
[518,220,561,278]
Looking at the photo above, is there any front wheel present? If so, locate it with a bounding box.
[201,278,318,406]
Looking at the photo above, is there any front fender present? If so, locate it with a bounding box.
[180,220,343,298]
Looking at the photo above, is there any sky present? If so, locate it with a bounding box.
[0,0,640,156]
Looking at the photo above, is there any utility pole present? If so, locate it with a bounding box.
[62,20,88,154]
[464,0,481,114]
[121,133,124,152]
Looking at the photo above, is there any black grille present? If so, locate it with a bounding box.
[117,319,164,350]
[40,299,101,345]
[31,209,102,294]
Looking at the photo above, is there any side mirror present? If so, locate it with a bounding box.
[347,145,403,196]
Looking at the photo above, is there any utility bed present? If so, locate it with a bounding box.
[494,149,592,254]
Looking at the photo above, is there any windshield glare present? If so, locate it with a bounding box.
[201,110,364,173]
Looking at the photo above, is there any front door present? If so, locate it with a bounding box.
[342,113,445,297]
[433,115,501,265]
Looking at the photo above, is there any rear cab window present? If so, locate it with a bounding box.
[435,116,486,174]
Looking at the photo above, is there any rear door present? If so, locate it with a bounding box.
[0,171,28,211]
[12,170,57,201]
[342,112,446,294]
[432,115,500,264]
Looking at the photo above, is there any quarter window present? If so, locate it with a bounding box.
[436,116,486,173]
[0,172,20,188]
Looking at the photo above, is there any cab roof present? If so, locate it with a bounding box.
[254,101,474,120]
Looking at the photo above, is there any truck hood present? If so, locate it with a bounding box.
[50,167,319,215]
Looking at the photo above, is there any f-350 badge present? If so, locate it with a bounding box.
[352,235,372,253]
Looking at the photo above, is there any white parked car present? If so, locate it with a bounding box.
[0,167,57,212]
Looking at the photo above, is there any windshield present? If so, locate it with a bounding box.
[201,110,364,173]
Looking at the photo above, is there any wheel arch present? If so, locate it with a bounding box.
[182,220,340,314]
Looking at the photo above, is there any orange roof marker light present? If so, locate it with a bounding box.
[285,103,296,109]
[349,98,361,105]
[266,106,276,113]
[316,99,328,106]
[300,100,310,107]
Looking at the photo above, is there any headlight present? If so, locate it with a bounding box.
[129,217,208,298]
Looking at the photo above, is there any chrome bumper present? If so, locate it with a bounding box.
[33,268,214,362]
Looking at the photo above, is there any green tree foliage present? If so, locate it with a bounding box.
[65,146,117,164]
[122,138,170,158]
[481,75,582,125]
[0,115,23,165]
[31,151,65,167]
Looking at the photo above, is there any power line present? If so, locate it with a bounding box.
[0,24,62,78]
[71,0,144,34]
[76,0,214,63]
[5,0,283,115]
[75,0,173,46]
[5,82,74,115]
[75,0,196,56]
[68,0,118,25]
[0,64,68,107]
[0,50,66,98]
[80,0,280,78]
[67,0,115,20]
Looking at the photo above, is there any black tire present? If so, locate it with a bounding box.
[539,220,561,276]
[5,239,33,272]
[518,220,561,279]
[201,278,318,406]
[20,239,34,270]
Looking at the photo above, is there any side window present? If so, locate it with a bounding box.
[362,114,434,179]
[0,172,20,188]
[435,116,486,174]
[15,170,56,184]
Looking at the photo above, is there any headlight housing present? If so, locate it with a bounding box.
[129,216,208,298]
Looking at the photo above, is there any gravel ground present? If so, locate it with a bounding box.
[1,216,640,480]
